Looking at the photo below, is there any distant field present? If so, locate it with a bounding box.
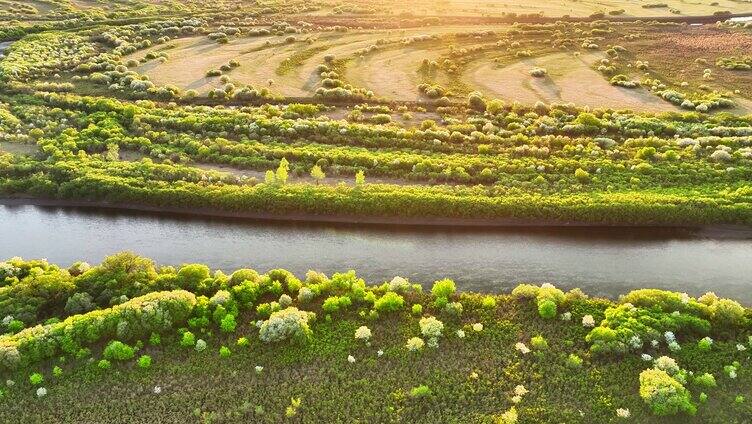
[117,21,752,112]
[350,0,752,18]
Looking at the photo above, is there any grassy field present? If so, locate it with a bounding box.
[0,254,750,423]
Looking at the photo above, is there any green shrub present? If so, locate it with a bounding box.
[410,385,432,398]
[530,335,548,350]
[97,359,111,370]
[566,354,583,368]
[29,372,43,385]
[138,355,152,368]
[103,341,135,362]
[481,296,497,309]
[219,346,231,358]
[322,296,352,314]
[180,331,196,347]
[374,292,404,313]
[693,373,716,389]
[220,314,237,333]
[538,299,557,319]
[431,279,456,299]
[411,304,423,315]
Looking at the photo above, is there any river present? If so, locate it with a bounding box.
[2,204,752,303]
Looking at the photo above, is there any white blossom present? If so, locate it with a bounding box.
[628,335,643,349]
[377,350,384,357]
[255,365,263,374]
[654,356,679,375]
[560,312,572,321]
[664,331,676,344]
[616,408,631,418]
[737,344,747,352]
[651,339,659,348]
[515,342,531,354]
[406,337,425,352]
[456,329,465,339]
[419,317,444,339]
[153,386,161,394]
[354,326,372,341]
[680,293,690,304]
[514,385,528,397]
[347,355,356,363]
[582,315,595,328]
[195,339,207,352]
[388,276,411,292]
[668,341,681,352]
[641,354,653,362]
[472,323,483,332]
[36,387,47,398]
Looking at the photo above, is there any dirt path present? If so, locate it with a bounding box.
[465,52,678,111]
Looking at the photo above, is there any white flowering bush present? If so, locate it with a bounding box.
[259,307,314,344]
[388,276,411,293]
[354,326,372,342]
[406,337,425,352]
[616,408,630,418]
[472,323,483,332]
[195,339,207,352]
[582,315,595,327]
[297,287,314,304]
[419,317,444,339]
[515,342,530,354]
[209,290,231,306]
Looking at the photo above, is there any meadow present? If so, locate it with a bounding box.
[0,253,750,423]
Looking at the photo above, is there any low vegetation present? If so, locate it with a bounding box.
[0,253,750,422]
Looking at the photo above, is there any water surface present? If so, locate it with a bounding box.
[2,204,752,303]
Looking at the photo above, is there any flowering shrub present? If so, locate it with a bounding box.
[406,337,425,352]
[585,302,710,355]
[639,368,696,416]
[419,317,444,339]
[259,307,314,344]
[0,290,196,369]
[354,326,372,342]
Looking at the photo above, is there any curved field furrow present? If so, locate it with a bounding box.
[128,35,309,96]
[466,52,678,111]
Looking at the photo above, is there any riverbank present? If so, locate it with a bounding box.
[1,255,750,422]
[3,196,752,236]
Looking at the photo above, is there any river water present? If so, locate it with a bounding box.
[2,204,752,303]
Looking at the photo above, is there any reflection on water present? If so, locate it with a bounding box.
[2,204,752,303]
